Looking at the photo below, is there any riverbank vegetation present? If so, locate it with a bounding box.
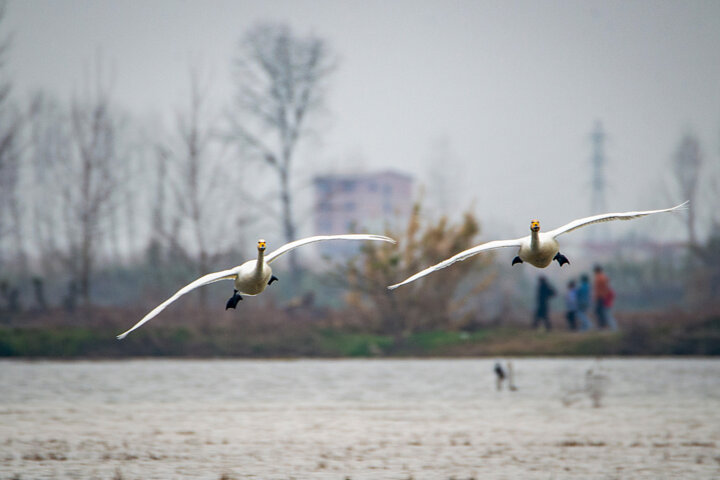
[2,202,720,359]
[1,306,718,358]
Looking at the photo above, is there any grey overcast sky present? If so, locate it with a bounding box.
[6,0,720,239]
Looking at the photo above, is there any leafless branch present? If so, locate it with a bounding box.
[227,23,336,280]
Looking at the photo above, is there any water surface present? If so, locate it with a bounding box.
[2,358,719,479]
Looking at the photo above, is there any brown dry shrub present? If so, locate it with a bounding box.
[337,202,495,336]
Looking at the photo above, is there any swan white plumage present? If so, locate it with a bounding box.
[387,202,687,290]
[117,234,396,339]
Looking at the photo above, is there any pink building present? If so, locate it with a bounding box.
[313,171,413,248]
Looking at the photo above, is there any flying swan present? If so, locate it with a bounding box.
[387,202,687,290]
[117,234,396,339]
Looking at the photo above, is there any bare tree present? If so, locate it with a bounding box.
[228,23,335,277]
[24,94,64,310]
[27,93,68,273]
[68,83,124,304]
[673,133,702,246]
[687,142,720,307]
[159,69,233,307]
[0,1,10,108]
[120,140,141,261]
[0,1,25,273]
[0,109,22,267]
[147,144,168,255]
[26,85,133,307]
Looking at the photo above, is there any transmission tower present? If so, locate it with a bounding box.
[590,120,607,214]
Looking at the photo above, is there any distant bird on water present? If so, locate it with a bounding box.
[494,361,506,391]
[117,234,396,339]
[388,202,687,290]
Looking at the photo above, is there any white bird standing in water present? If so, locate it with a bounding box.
[117,234,396,339]
[387,202,687,290]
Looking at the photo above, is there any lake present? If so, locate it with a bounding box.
[1,358,719,479]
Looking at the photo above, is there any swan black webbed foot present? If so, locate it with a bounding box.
[553,252,570,267]
[225,290,243,310]
[511,256,524,266]
[268,275,279,286]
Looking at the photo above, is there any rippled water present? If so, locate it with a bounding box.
[2,358,719,479]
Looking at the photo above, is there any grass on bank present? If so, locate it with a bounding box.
[1,313,719,357]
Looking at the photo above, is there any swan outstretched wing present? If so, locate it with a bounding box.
[388,238,522,290]
[117,268,239,339]
[547,201,688,238]
[264,234,396,264]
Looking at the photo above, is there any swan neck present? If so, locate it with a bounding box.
[256,249,265,272]
[530,230,540,248]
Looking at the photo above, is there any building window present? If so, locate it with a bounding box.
[316,180,331,194]
[345,201,355,212]
[382,184,392,195]
[341,180,355,192]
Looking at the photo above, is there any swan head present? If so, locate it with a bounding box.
[530,220,540,233]
[257,239,267,252]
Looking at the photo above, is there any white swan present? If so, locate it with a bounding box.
[387,202,687,290]
[117,234,396,339]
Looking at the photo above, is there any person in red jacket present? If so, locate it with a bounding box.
[593,265,617,331]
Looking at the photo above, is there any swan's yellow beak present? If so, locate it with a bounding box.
[530,220,540,232]
[257,239,266,251]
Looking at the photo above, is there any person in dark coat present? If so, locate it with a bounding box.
[532,275,556,330]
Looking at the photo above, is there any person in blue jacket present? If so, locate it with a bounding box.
[576,274,593,331]
[564,280,578,330]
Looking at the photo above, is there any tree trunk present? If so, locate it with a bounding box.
[80,231,92,306]
[32,277,47,311]
[279,166,299,281]
[687,205,697,247]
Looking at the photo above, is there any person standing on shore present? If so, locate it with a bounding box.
[533,276,556,331]
[576,274,593,331]
[564,280,578,331]
[593,265,617,331]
